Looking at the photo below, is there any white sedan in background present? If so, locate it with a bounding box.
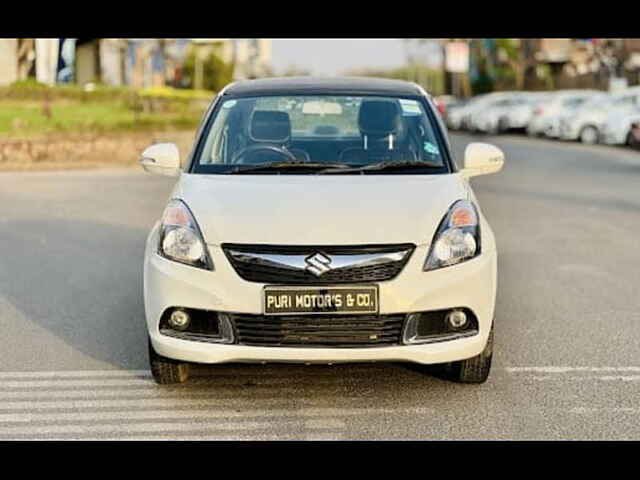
[600,109,640,146]
[526,90,601,138]
[560,88,640,144]
[503,92,553,132]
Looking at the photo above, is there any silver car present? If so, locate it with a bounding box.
[503,92,554,132]
[600,108,640,146]
[446,92,509,131]
[559,87,640,144]
[467,92,524,134]
[526,90,601,138]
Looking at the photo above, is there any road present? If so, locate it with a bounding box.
[1,133,639,440]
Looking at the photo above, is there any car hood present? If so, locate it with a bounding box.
[173,173,469,246]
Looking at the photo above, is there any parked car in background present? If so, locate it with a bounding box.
[559,87,640,144]
[446,93,505,131]
[503,92,554,132]
[527,90,601,138]
[434,95,464,122]
[599,108,640,146]
[629,121,640,150]
[468,92,524,134]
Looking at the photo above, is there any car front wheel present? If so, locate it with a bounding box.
[448,325,493,384]
[148,338,190,384]
[579,126,599,144]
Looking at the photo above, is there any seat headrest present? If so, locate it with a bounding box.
[250,110,291,142]
[358,100,402,136]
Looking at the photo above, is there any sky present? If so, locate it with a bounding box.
[270,39,408,76]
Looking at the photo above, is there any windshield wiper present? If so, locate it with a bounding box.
[318,160,444,174]
[228,162,352,174]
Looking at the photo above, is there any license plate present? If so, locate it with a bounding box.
[263,285,379,316]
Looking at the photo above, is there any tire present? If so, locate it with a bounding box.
[148,338,190,384]
[448,325,494,384]
[579,126,599,144]
[497,117,510,134]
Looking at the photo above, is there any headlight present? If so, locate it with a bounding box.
[424,200,480,271]
[158,199,213,270]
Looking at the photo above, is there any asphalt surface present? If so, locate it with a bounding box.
[1,133,640,440]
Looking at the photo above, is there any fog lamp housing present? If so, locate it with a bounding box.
[160,308,234,344]
[403,309,478,345]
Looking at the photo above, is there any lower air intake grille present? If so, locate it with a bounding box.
[231,314,406,348]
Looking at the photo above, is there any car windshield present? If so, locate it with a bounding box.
[193,95,449,174]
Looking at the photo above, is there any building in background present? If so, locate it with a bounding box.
[0,38,53,86]
[0,38,272,89]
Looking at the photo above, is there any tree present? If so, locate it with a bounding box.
[183,46,234,92]
[496,39,525,90]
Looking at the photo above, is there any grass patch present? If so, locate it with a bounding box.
[0,81,214,137]
[0,99,203,136]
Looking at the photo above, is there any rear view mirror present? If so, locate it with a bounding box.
[140,143,181,177]
[461,142,504,178]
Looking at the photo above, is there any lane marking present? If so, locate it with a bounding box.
[0,420,289,435]
[506,367,640,373]
[0,378,154,389]
[0,408,395,424]
[0,367,393,380]
[0,387,367,400]
[527,375,640,382]
[0,397,369,411]
[0,370,151,379]
[570,407,640,414]
[2,433,316,441]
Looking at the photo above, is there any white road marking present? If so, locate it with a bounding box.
[0,370,151,379]
[21,434,305,441]
[0,387,356,400]
[527,375,640,382]
[570,407,640,414]
[0,408,393,424]
[0,378,154,389]
[0,420,280,435]
[0,397,365,411]
[506,367,640,373]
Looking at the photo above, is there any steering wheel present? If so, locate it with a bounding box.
[231,144,298,164]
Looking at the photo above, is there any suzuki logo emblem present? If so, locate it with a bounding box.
[305,252,332,277]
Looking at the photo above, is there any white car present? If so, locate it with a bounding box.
[446,92,507,131]
[599,109,640,146]
[141,77,504,385]
[503,92,553,132]
[469,92,542,134]
[559,87,640,143]
[526,90,601,138]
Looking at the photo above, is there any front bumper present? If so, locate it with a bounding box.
[144,224,497,365]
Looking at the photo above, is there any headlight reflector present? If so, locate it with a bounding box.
[159,199,212,270]
[424,200,480,271]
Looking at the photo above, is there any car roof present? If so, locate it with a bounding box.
[221,76,426,97]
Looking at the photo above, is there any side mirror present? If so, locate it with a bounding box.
[460,142,504,178]
[140,143,181,177]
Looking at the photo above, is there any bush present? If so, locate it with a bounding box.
[0,79,133,102]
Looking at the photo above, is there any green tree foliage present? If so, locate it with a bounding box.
[183,47,234,92]
[495,39,524,90]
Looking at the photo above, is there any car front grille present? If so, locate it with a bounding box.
[222,243,414,284]
[231,313,406,348]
